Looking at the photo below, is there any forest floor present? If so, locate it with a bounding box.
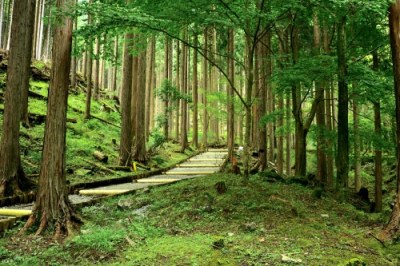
[1,172,399,265]
[0,73,196,187]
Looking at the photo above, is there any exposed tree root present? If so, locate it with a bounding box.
[377,197,400,243]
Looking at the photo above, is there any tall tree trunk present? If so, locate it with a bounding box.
[111,35,119,95]
[149,36,156,135]
[70,0,78,90]
[20,0,36,126]
[227,29,235,159]
[133,45,147,162]
[22,0,80,238]
[175,40,180,141]
[93,36,100,100]
[243,34,254,177]
[353,93,362,192]
[285,93,291,176]
[323,25,334,187]
[379,0,400,241]
[0,0,36,197]
[314,13,327,183]
[202,28,208,149]
[336,15,349,189]
[131,38,138,140]
[162,36,170,140]
[291,25,317,176]
[192,34,199,149]
[84,1,93,119]
[373,51,382,212]
[119,33,133,166]
[180,32,188,152]
[145,36,155,139]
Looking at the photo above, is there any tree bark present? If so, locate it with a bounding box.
[353,93,362,192]
[373,51,382,212]
[163,36,170,140]
[0,0,36,197]
[314,13,327,183]
[93,36,100,100]
[336,15,349,190]
[379,0,400,241]
[119,33,133,166]
[180,32,188,152]
[84,0,93,119]
[202,28,208,149]
[19,0,36,127]
[22,0,80,237]
[227,29,235,160]
[133,45,147,162]
[192,34,199,149]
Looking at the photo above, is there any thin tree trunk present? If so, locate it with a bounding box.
[93,37,100,100]
[84,0,93,119]
[193,34,199,149]
[180,32,188,152]
[227,29,235,159]
[111,35,118,94]
[353,93,362,192]
[373,52,382,212]
[314,13,327,183]
[175,40,180,141]
[163,36,169,140]
[202,29,208,149]
[336,15,349,189]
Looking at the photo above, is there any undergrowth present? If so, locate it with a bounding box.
[1,173,398,265]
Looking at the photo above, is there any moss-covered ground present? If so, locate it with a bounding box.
[0,73,195,186]
[1,173,399,265]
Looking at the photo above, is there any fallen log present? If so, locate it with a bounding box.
[108,166,132,172]
[83,159,115,174]
[93,150,108,163]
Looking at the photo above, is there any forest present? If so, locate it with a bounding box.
[1,0,400,265]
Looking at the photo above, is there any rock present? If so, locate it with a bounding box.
[117,199,134,210]
[281,254,302,264]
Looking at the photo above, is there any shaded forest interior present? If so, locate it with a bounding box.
[1,0,400,264]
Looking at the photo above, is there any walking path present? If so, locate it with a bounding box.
[0,149,228,231]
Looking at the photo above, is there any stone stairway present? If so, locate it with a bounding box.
[0,149,228,231]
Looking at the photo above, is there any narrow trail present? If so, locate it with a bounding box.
[0,149,228,232]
